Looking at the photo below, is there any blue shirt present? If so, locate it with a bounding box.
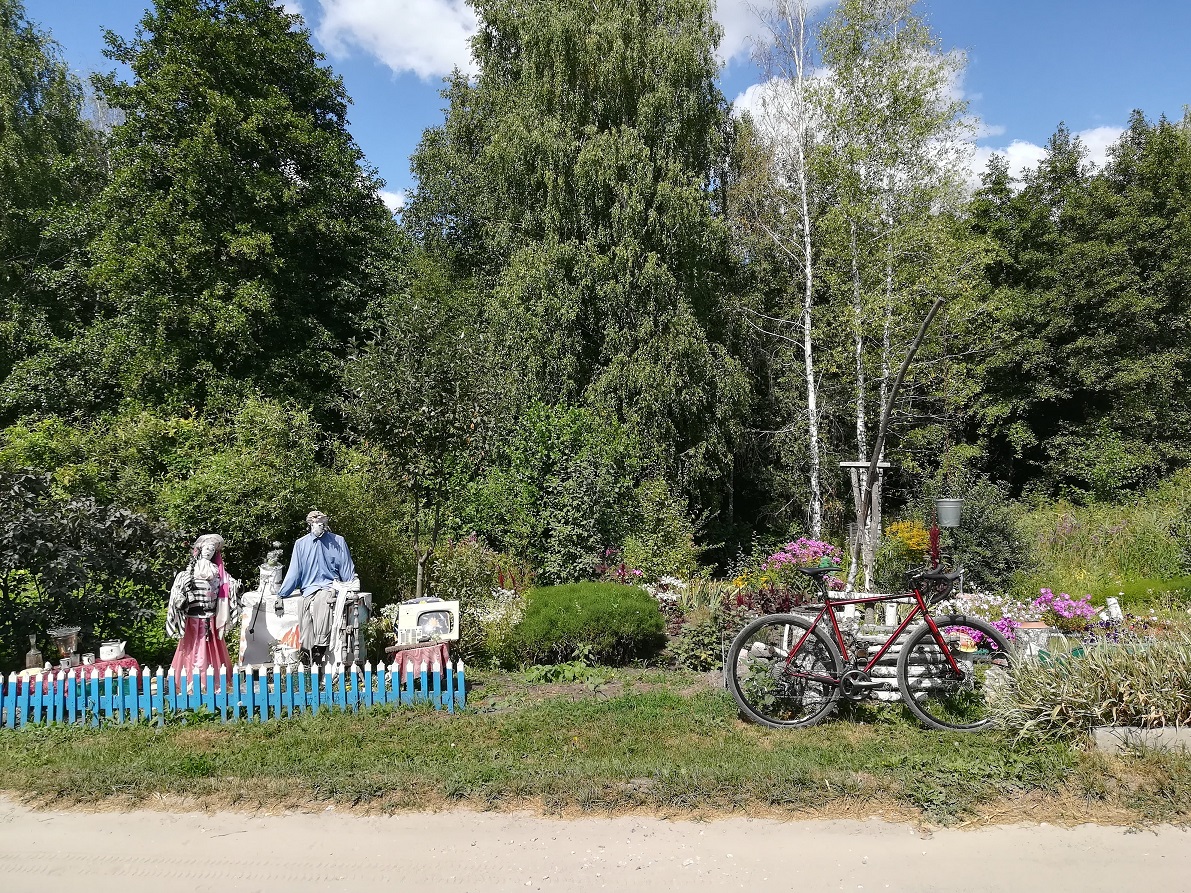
[276,531,356,598]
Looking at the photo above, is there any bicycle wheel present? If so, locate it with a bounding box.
[896,615,1012,732]
[726,614,842,729]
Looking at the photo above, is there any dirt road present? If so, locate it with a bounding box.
[1,797,1185,892]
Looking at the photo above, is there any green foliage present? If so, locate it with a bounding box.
[621,477,701,580]
[664,612,722,672]
[0,0,105,392]
[523,658,610,686]
[0,471,178,671]
[461,403,643,584]
[505,583,665,667]
[1016,471,1191,598]
[7,0,396,415]
[966,113,1191,498]
[407,0,749,533]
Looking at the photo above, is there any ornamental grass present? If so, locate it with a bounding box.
[994,632,1191,739]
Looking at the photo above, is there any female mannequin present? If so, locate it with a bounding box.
[167,533,240,684]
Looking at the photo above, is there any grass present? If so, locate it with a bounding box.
[1,668,1189,826]
[1015,471,1191,600]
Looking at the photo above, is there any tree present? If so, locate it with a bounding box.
[966,112,1191,498]
[341,251,495,598]
[3,0,396,417]
[405,0,749,530]
[0,0,104,397]
[815,0,979,587]
[734,0,826,537]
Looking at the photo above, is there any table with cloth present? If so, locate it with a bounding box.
[18,656,142,694]
[384,643,451,680]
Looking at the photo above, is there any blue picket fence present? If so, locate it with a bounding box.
[0,658,465,729]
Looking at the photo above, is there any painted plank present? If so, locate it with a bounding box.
[202,667,215,716]
[403,661,414,706]
[444,662,454,714]
[29,672,44,726]
[431,660,442,708]
[348,664,360,713]
[362,662,374,710]
[3,673,16,729]
[66,674,77,724]
[139,668,151,721]
[269,666,282,721]
[419,661,428,704]
[153,667,165,727]
[243,666,256,721]
[293,666,306,715]
[89,670,101,728]
[281,667,294,717]
[456,660,466,710]
[16,674,31,728]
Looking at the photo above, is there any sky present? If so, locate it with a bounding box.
[27,0,1191,211]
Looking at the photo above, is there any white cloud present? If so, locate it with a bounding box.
[970,125,1125,187]
[316,0,477,80]
[379,189,407,212]
[312,0,836,79]
[281,0,303,15]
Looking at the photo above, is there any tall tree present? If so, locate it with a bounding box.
[4,0,395,418]
[816,0,978,587]
[735,0,826,537]
[0,0,104,396]
[406,0,749,527]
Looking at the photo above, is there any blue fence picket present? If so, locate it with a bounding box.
[4,674,16,729]
[153,668,165,726]
[6,654,466,731]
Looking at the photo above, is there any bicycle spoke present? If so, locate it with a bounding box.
[728,617,840,727]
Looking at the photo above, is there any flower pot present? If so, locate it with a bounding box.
[935,498,963,528]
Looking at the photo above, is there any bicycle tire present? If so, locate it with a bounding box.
[726,613,843,729]
[896,614,1012,732]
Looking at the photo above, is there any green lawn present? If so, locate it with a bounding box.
[2,669,1188,826]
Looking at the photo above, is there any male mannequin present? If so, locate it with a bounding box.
[276,510,357,664]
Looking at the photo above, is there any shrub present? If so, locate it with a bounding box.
[431,537,532,665]
[993,632,1191,739]
[664,610,722,672]
[504,582,665,666]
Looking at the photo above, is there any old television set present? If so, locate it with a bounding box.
[395,598,460,645]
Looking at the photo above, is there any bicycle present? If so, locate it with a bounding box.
[725,564,1013,732]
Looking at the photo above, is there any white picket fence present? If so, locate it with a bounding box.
[1,659,465,729]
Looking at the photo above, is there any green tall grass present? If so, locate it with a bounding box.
[1014,470,1191,601]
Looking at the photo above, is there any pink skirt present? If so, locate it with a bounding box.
[171,616,232,689]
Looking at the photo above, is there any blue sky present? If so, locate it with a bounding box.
[28,0,1191,209]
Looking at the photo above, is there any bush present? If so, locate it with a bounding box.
[430,536,532,666]
[504,582,665,666]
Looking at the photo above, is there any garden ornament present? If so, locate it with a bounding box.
[167,533,240,686]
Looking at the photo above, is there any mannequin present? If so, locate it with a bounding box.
[275,510,357,664]
[167,533,240,684]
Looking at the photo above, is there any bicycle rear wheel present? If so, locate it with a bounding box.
[896,615,1012,732]
[726,614,842,729]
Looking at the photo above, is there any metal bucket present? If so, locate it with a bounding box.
[935,497,964,528]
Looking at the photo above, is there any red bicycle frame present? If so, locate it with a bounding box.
[781,586,965,685]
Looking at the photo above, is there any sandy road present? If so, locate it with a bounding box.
[0,797,1186,893]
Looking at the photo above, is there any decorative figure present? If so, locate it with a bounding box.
[238,541,297,666]
[275,510,357,665]
[25,635,42,670]
[168,533,240,682]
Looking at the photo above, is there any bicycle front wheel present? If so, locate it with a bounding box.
[896,615,1013,732]
[726,614,842,729]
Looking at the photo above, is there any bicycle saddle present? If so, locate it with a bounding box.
[797,565,842,579]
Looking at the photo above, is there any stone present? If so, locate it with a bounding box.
[1093,726,1191,754]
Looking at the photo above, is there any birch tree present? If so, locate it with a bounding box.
[816,0,974,587]
[736,0,826,537]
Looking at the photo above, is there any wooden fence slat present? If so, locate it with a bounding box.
[139,668,151,721]
[201,667,215,716]
[269,665,282,720]
[281,666,294,717]
[362,663,374,709]
[456,660,465,710]
[88,670,100,727]
[66,674,77,724]
[431,661,441,707]
[17,673,31,728]
[444,662,454,714]
[402,661,413,705]
[4,673,16,729]
[293,666,305,715]
[419,661,428,704]
[154,667,165,726]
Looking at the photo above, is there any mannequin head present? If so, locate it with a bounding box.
[306,510,330,539]
[193,533,224,560]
